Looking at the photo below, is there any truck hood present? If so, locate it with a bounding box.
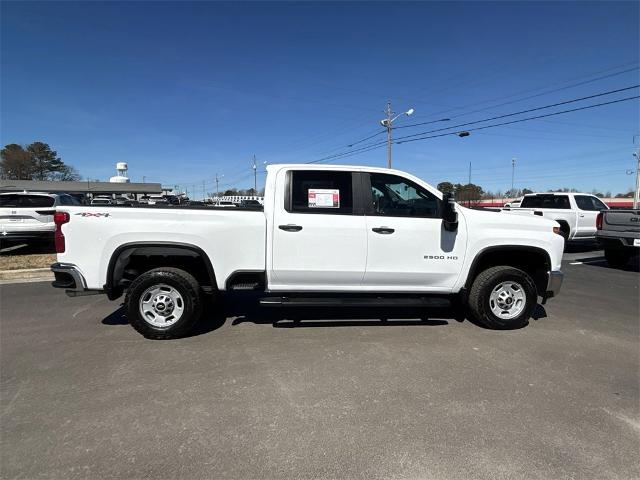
[460,205,559,232]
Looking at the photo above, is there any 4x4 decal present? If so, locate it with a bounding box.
[75,212,111,217]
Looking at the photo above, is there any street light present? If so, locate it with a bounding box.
[215,173,224,200]
[380,102,414,169]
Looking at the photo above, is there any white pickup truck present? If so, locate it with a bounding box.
[507,192,609,242]
[51,164,564,338]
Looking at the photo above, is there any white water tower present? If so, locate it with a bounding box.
[110,162,130,183]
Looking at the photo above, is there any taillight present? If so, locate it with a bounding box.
[596,212,603,230]
[54,211,70,253]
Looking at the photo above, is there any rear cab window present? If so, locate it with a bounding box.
[520,195,570,209]
[286,170,354,214]
[0,194,55,208]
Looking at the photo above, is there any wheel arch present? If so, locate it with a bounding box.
[464,245,552,296]
[105,242,217,300]
[556,220,570,238]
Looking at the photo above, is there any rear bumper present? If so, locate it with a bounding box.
[596,233,640,249]
[0,230,54,242]
[545,270,564,299]
[51,263,102,297]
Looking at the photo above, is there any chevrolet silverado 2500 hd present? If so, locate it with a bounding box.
[51,164,564,338]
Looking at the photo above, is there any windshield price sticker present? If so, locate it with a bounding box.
[308,189,340,208]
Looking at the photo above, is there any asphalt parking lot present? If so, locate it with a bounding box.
[1,248,638,480]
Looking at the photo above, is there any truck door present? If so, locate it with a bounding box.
[574,195,608,238]
[269,169,367,290]
[361,172,466,290]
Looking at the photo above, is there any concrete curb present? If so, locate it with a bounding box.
[0,268,54,281]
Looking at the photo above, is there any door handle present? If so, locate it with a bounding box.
[279,224,303,232]
[579,214,585,217]
[372,227,395,234]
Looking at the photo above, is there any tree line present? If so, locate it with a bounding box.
[217,188,262,197]
[1,142,80,181]
[436,181,632,203]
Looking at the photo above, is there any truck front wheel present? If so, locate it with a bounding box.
[125,267,203,339]
[467,266,537,329]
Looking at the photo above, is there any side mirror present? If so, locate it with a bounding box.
[442,192,458,232]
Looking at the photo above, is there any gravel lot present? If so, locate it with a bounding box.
[1,248,638,480]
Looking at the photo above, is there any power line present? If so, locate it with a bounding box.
[304,90,639,165]
[417,61,639,120]
[395,95,640,145]
[285,64,638,167]
[395,84,639,134]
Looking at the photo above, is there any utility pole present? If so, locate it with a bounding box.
[215,173,223,200]
[379,102,414,169]
[252,155,257,194]
[385,102,393,169]
[202,180,206,201]
[633,149,639,209]
[468,162,472,207]
[511,157,516,197]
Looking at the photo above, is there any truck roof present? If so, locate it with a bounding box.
[267,163,409,175]
[523,192,597,197]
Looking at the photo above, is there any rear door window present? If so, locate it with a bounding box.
[0,194,55,208]
[520,195,570,209]
[287,170,354,214]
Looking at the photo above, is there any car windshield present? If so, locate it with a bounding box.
[0,194,55,208]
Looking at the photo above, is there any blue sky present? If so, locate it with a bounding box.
[2,1,639,197]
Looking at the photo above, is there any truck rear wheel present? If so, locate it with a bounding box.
[125,267,203,339]
[467,266,537,329]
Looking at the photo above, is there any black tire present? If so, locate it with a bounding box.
[467,266,537,330]
[125,267,203,339]
[604,247,631,268]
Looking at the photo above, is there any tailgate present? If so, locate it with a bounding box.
[0,207,55,226]
[603,210,640,232]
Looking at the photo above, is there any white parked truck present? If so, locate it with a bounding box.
[507,192,608,242]
[51,164,565,338]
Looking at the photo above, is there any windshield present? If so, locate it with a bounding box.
[0,194,55,208]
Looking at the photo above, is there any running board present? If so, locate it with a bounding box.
[259,296,450,308]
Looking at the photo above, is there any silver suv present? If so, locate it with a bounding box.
[0,192,80,244]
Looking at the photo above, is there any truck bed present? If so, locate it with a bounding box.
[56,205,266,290]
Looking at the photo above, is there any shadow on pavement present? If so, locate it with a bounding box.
[101,299,550,337]
[232,306,452,328]
[575,255,640,273]
[0,241,55,255]
[564,242,600,254]
[101,304,227,337]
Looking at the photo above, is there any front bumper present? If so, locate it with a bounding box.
[51,263,101,297]
[545,270,564,299]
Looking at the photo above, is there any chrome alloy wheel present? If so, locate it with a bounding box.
[489,281,526,320]
[139,284,185,327]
